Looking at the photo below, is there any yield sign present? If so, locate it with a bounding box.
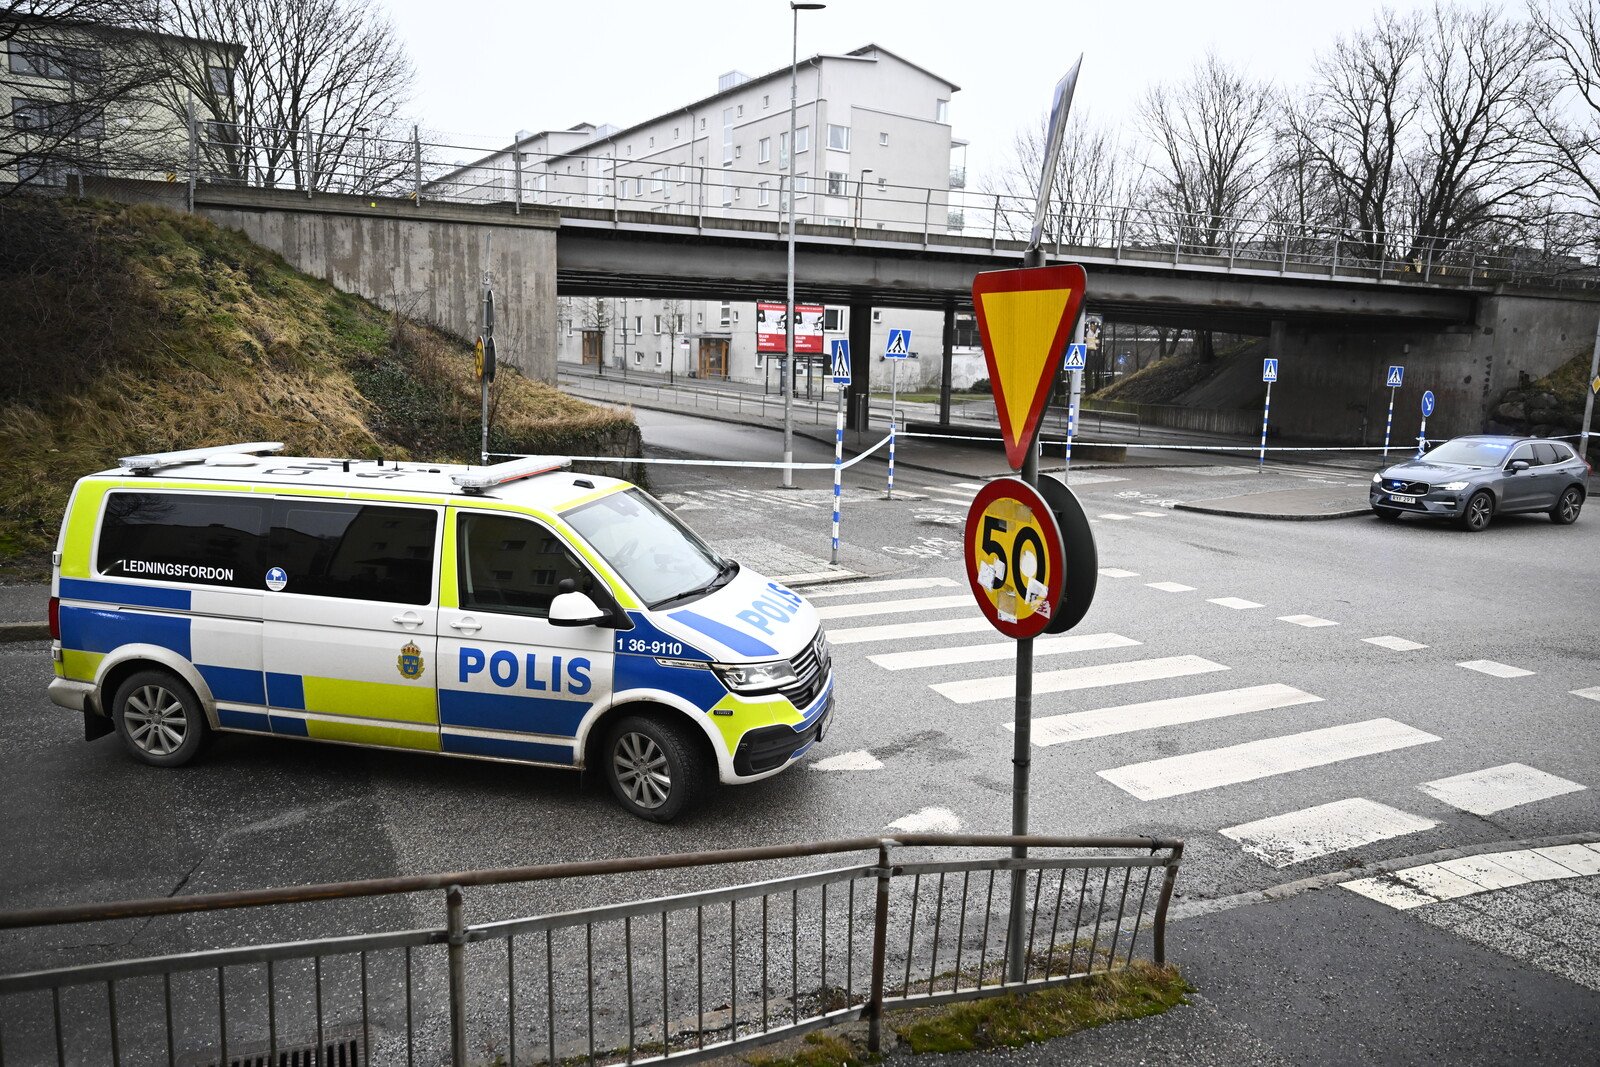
[972,264,1087,469]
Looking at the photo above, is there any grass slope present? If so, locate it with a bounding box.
[1092,338,1262,407]
[0,197,635,579]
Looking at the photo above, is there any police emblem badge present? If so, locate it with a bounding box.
[397,641,425,680]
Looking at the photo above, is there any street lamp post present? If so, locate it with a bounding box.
[854,167,874,232]
[783,1,825,489]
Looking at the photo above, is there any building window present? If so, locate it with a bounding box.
[649,136,655,147]
[635,350,644,364]
[757,181,770,207]
[827,124,850,151]
[673,126,680,138]
[721,182,733,207]
[8,41,100,82]
[654,315,662,335]
[879,131,889,146]
[737,104,744,117]
[677,313,685,332]
[206,65,232,97]
[762,94,770,108]
[778,132,788,168]
[650,169,664,192]
[824,217,846,226]
[734,145,741,159]
[793,174,808,197]
[872,309,883,323]
[719,302,731,328]
[758,137,771,163]
[824,308,844,331]
[626,145,632,156]
[936,99,950,124]
[722,107,734,165]
[826,171,848,195]
[795,125,810,153]
[656,349,664,367]
[701,117,706,129]
[634,316,643,333]
[697,311,704,327]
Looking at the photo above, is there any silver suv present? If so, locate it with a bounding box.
[1370,435,1590,532]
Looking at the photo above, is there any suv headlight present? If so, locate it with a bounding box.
[1440,481,1468,492]
[1372,473,1383,484]
[713,659,799,693]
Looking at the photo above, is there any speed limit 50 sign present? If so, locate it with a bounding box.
[963,479,1066,639]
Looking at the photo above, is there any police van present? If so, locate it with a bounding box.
[47,443,832,821]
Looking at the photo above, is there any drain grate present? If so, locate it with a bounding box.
[184,1030,362,1067]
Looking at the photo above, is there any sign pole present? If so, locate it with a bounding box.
[1258,380,1272,474]
[480,263,495,466]
[1582,315,1600,465]
[1384,386,1396,458]
[831,339,851,566]
[1417,414,1428,459]
[887,359,898,499]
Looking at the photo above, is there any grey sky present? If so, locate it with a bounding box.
[382,0,1446,180]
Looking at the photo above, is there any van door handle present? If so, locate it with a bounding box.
[450,617,482,634]
[391,611,424,628]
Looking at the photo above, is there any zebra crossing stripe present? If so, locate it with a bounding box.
[1417,763,1586,816]
[1278,614,1337,627]
[814,594,972,621]
[1209,597,1263,610]
[1221,798,1437,869]
[951,482,985,491]
[932,654,1228,705]
[1458,659,1534,678]
[1098,568,1139,578]
[1147,582,1195,593]
[803,577,958,599]
[1015,683,1320,747]
[1574,687,1600,703]
[1363,635,1428,651]
[1097,717,1441,801]
[826,616,994,645]
[1342,844,1600,910]
[870,632,1139,672]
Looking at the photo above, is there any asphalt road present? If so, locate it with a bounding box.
[2,412,1597,1064]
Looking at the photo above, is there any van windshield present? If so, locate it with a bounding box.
[564,489,730,608]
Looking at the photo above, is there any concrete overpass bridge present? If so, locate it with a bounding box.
[100,178,1600,442]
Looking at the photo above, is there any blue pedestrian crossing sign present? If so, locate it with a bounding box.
[1421,390,1435,417]
[830,339,851,384]
[1064,343,1087,370]
[884,329,911,360]
[1387,365,1404,388]
[1262,358,1279,383]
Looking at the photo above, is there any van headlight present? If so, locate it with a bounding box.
[1440,481,1468,492]
[713,659,799,693]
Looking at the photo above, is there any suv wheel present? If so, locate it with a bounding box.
[1551,486,1584,525]
[1459,490,1494,532]
[112,669,210,767]
[604,714,706,822]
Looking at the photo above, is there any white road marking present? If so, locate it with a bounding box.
[1209,597,1263,610]
[871,632,1140,672]
[922,486,975,502]
[1015,683,1320,747]
[826,617,991,645]
[1098,718,1441,801]
[773,570,860,585]
[1342,844,1600,910]
[1063,473,1127,485]
[1158,465,1257,477]
[802,577,958,599]
[814,594,972,621]
[1133,510,1167,517]
[1574,687,1600,703]
[888,806,961,833]
[896,491,930,500]
[1417,763,1586,816]
[812,750,883,771]
[951,482,986,491]
[1363,635,1428,651]
[1457,659,1535,678]
[1099,514,1132,521]
[1278,614,1338,627]
[934,655,1228,705]
[1146,582,1195,593]
[1221,798,1437,868]
[1099,568,1139,578]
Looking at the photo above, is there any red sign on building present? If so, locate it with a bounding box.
[756,301,825,354]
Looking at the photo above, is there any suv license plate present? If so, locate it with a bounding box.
[1389,493,1417,504]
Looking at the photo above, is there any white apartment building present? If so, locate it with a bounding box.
[431,44,979,391]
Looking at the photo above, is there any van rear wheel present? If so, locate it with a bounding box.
[112,669,209,768]
[604,714,704,822]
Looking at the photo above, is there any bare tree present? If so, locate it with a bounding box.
[986,109,1141,245]
[659,297,686,384]
[1,0,177,193]
[1136,51,1274,247]
[154,0,415,193]
[1527,0,1600,254]
[1281,8,1425,260]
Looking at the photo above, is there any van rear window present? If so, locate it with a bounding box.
[98,492,266,588]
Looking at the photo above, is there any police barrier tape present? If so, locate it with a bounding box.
[897,432,1591,451]
[491,432,894,471]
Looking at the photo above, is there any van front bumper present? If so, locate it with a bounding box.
[732,687,834,777]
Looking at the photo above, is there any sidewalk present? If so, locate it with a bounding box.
[1175,484,1372,521]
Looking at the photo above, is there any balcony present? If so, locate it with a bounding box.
[949,166,966,189]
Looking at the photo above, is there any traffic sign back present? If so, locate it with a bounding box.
[1262,358,1279,383]
[830,339,851,384]
[1064,343,1087,370]
[972,264,1088,469]
[884,329,911,360]
[1387,365,1404,388]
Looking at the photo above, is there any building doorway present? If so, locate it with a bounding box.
[581,330,604,366]
[698,338,729,378]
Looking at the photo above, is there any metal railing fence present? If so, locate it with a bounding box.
[132,121,1596,292]
[0,834,1181,1067]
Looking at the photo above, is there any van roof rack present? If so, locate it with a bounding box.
[119,442,285,474]
[451,456,570,494]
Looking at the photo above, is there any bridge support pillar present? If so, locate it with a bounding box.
[939,299,955,426]
[847,301,874,433]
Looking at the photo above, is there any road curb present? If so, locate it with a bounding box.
[0,622,49,643]
[1172,503,1371,522]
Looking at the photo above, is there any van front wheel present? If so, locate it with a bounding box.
[604,715,704,822]
[113,669,209,768]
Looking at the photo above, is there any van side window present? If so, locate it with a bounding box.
[98,492,265,588]
[270,502,437,604]
[457,512,595,617]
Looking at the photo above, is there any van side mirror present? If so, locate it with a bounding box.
[549,590,610,627]
[1509,460,1531,473]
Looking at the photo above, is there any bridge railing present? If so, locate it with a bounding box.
[156,121,1600,292]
